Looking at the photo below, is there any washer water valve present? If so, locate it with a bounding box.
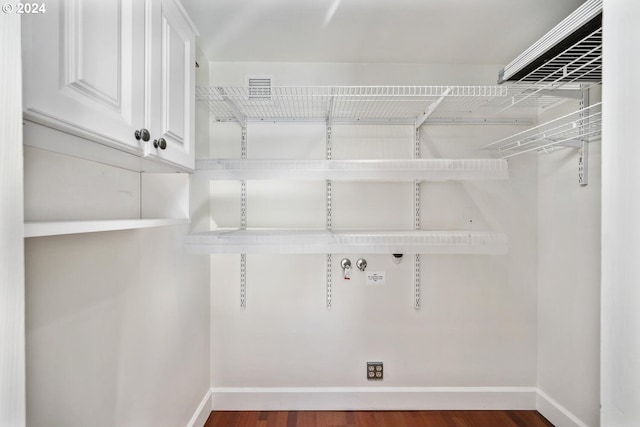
[356,258,367,271]
[340,258,352,280]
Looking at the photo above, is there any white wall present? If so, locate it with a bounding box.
[601,1,640,426]
[25,226,209,427]
[208,63,539,408]
[0,13,26,427]
[23,49,211,427]
[537,96,601,427]
[210,62,503,87]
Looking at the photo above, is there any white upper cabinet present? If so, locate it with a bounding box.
[22,0,197,171]
[22,0,146,153]
[145,0,196,170]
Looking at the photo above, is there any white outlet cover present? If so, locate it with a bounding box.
[366,271,386,285]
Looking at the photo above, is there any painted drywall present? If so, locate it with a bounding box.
[537,95,601,427]
[25,225,209,427]
[23,48,212,427]
[601,0,640,425]
[192,46,212,232]
[0,14,26,427]
[183,0,585,65]
[209,62,504,87]
[207,63,539,404]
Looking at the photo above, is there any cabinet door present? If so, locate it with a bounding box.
[22,0,146,153]
[146,0,196,171]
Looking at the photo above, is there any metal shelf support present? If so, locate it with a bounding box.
[326,90,335,128]
[579,87,590,186]
[326,125,333,310]
[240,126,247,308]
[216,87,247,126]
[482,101,601,159]
[414,127,421,310]
[416,87,451,128]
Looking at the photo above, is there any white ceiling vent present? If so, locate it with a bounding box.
[248,77,272,100]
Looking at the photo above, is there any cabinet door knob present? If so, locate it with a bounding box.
[153,138,167,150]
[134,128,150,141]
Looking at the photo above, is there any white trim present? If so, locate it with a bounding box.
[206,386,594,424]
[185,388,212,427]
[210,387,537,411]
[23,120,193,173]
[536,389,590,427]
[0,13,26,427]
[24,109,140,156]
[173,0,200,37]
[24,219,189,238]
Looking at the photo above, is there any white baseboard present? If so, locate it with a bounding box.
[210,387,537,411]
[203,384,593,426]
[186,388,213,427]
[536,389,590,427]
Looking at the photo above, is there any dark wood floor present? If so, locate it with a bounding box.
[204,410,554,427]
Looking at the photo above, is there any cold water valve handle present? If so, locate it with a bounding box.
[341,258,352,280]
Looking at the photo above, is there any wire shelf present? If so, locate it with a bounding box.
[196,158,508,181]
[499,28,602,111]
[183,229,508,255]
[497,0,602,110]
[482,102,602,158]
[196,85,565,123]
[500,0,602,80]
[516,28,602,84]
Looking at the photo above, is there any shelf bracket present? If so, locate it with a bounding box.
[326,90,335,128]
[536,89,583,100]
[578,142,588,186]
[326,125,333,310]
[415,87,451,128]
[425,117,534,126]
[554,139,584,148]
[578,86,590,186]
[240,126,247,308]
[414,126,421,310]
[216,87,247,127]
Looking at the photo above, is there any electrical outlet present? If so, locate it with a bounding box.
[367,362,383,380]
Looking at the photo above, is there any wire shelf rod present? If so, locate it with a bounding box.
[499,28,602,111]
[500,127,601,158]
[196,85,563,122]
[497,112,602,153]
[498,120,602,155]
[511,27,602,84]
[183,229,509,255]
[500,67,600,113]
[197,86,509,100]
[483,102,601,149]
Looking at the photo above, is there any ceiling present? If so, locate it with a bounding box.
[182,0,586,65]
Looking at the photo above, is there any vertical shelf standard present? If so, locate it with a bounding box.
[414,127,421,310]
[240,127,247,309]
[326,125,333,310]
